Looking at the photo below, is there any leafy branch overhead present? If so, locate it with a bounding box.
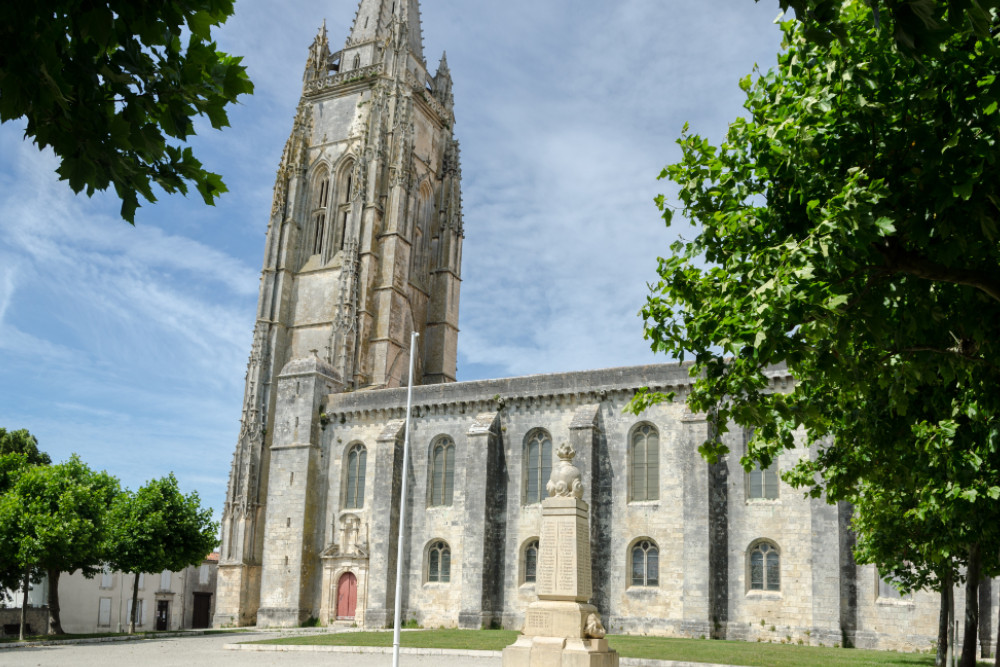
[634,5,1000,660]
[767,0,1000,56]
[0,0,254,222]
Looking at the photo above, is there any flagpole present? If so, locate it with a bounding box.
[392,331,418,667]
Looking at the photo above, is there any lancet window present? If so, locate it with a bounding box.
[524,429,552,505]
[428,436,455,506]
[629,423,659,502]
[630,539,659,587]
[344,443,367,509]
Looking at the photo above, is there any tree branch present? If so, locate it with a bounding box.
[879,244,1000,304]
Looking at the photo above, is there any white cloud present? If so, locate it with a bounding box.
[0,0,785,518]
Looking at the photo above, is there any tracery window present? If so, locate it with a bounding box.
[522,539,539,584]
[428,436,455,506]
[745,428,779,500]
[334,162,354,252]
[426,540,451,583]
[630,539,659,587]
[749,541,780,591]
[524,429,552,505]
[629,423,659,502]
[312,173,330,256]
[344,443,367,509]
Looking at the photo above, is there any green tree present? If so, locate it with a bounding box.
[104,474,218,633]
[0,428,51,466]
[632,2,1000,665]
[0,429,48,607]
[764,0,1000,56]
[0,455,119,638]
[0,0,254,223]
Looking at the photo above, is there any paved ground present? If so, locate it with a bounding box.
[1,632,503,667]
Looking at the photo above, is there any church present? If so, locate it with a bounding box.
[214,0,997,656]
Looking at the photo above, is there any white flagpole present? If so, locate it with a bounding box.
[392,331,418,667]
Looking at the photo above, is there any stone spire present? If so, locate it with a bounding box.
[348,0,424,62]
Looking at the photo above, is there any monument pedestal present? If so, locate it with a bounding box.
[503,444,618,667]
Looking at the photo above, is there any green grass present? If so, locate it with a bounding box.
[250,629,945,666]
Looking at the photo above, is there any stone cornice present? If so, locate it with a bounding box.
[322,363,794,423]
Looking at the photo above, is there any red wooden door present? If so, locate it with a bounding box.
[337,572,357,619]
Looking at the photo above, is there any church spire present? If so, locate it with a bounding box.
[348,0,423,62]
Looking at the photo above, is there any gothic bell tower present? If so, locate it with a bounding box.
[215,0,463,627]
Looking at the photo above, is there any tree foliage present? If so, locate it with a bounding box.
[0,455,119,634]
[0,0,254,222]
[0,428,51,467]
[633,3,1000,661]
[104,474,217,633]
[767,0,1000,56]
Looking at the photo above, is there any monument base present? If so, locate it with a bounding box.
[502,635,619,667]
[503,600,619,667]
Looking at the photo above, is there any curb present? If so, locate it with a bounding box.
[223,643,739,666]
[0,630,235,650]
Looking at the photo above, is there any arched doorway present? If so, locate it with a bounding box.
[336,572,358,619]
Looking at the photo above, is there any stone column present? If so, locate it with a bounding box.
[502,443,618,667]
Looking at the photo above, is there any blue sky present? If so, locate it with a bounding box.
[0,1,784,521]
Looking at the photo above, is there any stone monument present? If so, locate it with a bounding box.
[502,443,619,666]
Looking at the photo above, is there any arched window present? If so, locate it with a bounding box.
[344,443,367,509]
[629,423,659,502]
[630,539,659,587]
[426,540,451,583]
[877,571,912,601]
[428,436,455,506]
[745,428,779,500]
[749,541,780,591]
[311,172,331,256]
[524,430,552,504]
[410,185,434,280]
[522,539,539,584]
[333,162,354,252]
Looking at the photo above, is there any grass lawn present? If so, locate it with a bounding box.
[251,629,945,666]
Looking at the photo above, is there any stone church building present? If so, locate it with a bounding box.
[215,0,998,655]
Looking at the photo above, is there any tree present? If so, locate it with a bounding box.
[632,2,1000,664]
[104,474,218,633]
[763,0,1000,57]
[0,0,254,223]
[0,428,51,466]
[0,455,119,638]
[0,429,48,607]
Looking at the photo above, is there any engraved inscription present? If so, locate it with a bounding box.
[556,520,576,593]
[526,610,552,634]
[538,520,558,593]
[577,524,592,595]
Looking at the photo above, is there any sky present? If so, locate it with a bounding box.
[0,1,785,522]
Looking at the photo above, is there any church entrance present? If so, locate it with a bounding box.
[337,572,357,619]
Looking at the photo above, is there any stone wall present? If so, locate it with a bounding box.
[251,361,995,657]
[0,609,48,637]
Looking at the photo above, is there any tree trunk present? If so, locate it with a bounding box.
[129,572,139,634]
[19,566,30,641]
[46,568,63,635]
[959,544,982,667]
[961,544,982,667]
[940,573,952,667]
